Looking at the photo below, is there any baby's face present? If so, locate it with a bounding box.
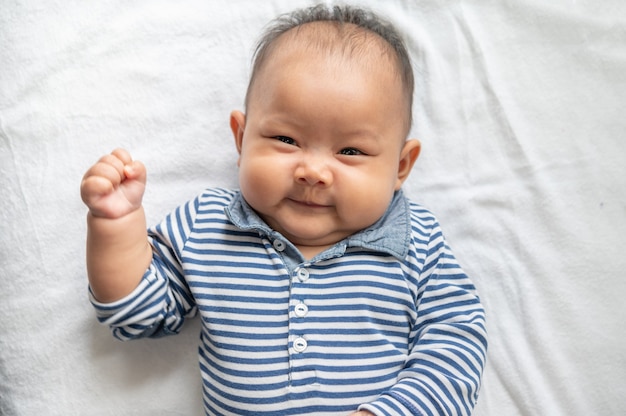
[231,37,416,257]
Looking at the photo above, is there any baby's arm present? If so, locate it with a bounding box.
[80,148,153,303]
[357,213,487,415]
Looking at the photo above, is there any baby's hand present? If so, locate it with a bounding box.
[80,148,147,219]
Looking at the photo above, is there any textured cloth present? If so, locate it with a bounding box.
[91,189,487,415]
[2,1,626,415]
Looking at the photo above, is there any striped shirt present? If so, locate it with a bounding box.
[91,188,487,416]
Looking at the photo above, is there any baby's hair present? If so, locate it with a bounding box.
[245,3,414,131]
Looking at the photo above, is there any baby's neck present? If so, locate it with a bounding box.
[296,243,334,261]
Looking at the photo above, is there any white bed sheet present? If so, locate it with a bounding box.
[1,0,625,414]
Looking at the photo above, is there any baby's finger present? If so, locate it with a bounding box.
[83,157,125,186]
[111,148,133,166]
[99,152,126,177]
[80,175,115,206]
[123,160,147,185]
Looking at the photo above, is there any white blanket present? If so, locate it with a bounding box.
[1,0,625,414]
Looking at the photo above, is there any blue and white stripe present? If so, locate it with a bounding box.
[91,188,487,415]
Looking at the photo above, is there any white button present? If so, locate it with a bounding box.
[273,239,286,252]
[293,337,308,352]
[295,268,309,282]
[294,302,308,317]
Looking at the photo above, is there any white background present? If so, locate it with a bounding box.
[1,1,625,414]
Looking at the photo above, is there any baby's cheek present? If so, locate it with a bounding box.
[241,165,272,190]
[340,185,393,227]
[238,160,279,202]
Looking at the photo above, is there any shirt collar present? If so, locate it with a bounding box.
[224,190,411,260]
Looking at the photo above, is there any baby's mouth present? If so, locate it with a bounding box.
[288,198,331,209]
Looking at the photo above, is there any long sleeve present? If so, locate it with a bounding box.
[88,190,487,415]
[360,212,487,416]
[89,197,201,340]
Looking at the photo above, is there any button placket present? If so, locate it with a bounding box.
[290,265,312,362]
[293,337,308,353]
[273,239,286,252]
[294,302,308,317]
[295,267,309,282]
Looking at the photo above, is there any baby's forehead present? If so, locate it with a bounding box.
[247,19,413,134]
[271,21,397,67]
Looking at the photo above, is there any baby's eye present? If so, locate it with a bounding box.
[339,147,364,156]
[274,136,296,145]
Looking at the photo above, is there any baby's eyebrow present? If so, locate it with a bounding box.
[259,114,306,130]
[338,128,382,141]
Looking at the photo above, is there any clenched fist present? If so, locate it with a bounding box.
[81,148,147,219]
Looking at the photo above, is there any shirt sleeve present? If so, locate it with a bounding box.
[89,197,200,341]
[360,218,488,416]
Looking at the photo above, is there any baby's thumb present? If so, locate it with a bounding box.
[123,160,147,185]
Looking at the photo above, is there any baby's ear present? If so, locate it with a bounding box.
[395,139,421,190]
[230,110,246,155]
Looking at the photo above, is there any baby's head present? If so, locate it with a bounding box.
[246,4,414,136]
[230,4,421,258]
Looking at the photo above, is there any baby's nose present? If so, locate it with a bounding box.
[295,155,333,186]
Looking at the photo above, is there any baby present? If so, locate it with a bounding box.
[81,4,487,416]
